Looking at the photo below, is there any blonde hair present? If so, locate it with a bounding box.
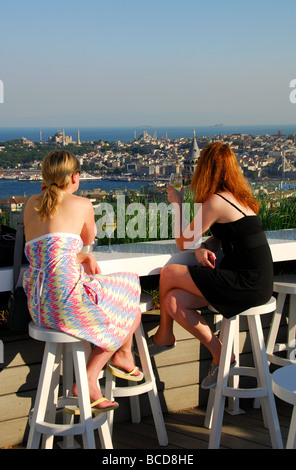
[191,142,259,213]
[36,150,81,221]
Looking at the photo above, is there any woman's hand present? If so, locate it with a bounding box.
[194,247,216,269]
[77,253,101,275]
[166,185,184,205]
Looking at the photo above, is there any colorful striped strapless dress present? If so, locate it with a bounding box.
[23,233,141,352]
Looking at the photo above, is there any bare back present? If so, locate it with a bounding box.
[24,192,96,245]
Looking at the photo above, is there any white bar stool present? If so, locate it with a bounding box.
[204,297,283,449]
[266,275,296,367]
[272,364,296,449]
[27,321,113,449]
[104,292,168,447]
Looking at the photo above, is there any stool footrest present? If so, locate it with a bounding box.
[111,380,154,398]
[223,387,268,399]
[36,421,86,436]
[35,412,107,437]
[229,366,257,378]
[267,353,294,367]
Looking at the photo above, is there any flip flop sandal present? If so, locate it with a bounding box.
[107,363,144,382]
[64,397,119,415]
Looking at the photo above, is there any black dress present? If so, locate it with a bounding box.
[188,195,273,318]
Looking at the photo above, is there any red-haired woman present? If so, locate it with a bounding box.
[148,142,273,389]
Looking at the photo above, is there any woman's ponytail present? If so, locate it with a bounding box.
[36,183,64,221]
[35,151,80,221]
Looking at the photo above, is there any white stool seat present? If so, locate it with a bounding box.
[104,293,168,447]
[205,297,283,449]
[266,275,296,367]
[29,322,82,343]
[272,364,296,448]
[27,322,113,449]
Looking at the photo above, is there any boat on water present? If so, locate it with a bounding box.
[79,172,102,180]
[107,175,132,182]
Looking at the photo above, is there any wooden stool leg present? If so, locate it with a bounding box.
[72,342,96,449]
[204,389,215,429]
[209,318,235,449]
[105,370,116,435]
[58,344,80,449]
[41,343,62,449]
[129,335,141,424]
[248,315,283,449]
[27,342,58,449]
[288,294,296,358]
[225,317,245,415]
[204,316,227,429]
[135,323,168,446]
[266,293,285,360]
[97,419,113,449]
[287,405,296,449]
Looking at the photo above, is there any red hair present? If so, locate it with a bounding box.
[191,142,259,213]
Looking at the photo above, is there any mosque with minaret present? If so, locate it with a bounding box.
[45,129,81,145]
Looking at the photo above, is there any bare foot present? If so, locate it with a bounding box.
[71,383,116,410]
[111,349,141,378]
[151,332,176,348]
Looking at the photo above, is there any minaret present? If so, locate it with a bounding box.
[39,129,42,144]
[62,129,65,146]
[77,128,81,145]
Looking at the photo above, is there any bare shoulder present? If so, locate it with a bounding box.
[65,193,93,209]
[24,194,40,212]
[203,194,221,211]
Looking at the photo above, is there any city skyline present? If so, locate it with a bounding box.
[0,0,296,128]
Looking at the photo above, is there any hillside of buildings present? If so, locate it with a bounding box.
[1,129,296,185]
[1,129,296,236]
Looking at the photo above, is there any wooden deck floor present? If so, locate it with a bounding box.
[109,398,291,450]
[7,398,291,451]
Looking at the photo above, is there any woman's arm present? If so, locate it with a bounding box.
[76,253,101,275]
[167,188,218,251]
[80,199,97,245]
[200,236,222,252]
[194,236,222,269]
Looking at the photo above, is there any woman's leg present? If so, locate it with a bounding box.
[153,264,223,365]
[73,308,142,407]
[72,347,115,408]
[154,264,207,343]
[163,288,223,365]
[111,307,142,374]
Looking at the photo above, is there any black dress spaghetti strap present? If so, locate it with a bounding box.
[188,195,273,318]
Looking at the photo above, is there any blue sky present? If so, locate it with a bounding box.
[0,0,296,127]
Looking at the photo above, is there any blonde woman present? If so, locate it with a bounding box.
[23,150,142,412]
[148,142,273,389]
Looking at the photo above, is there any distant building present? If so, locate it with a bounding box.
[183,130,200,180]
[48,130,73,145]
[0,196,26,212]
[126,163,137,173]
[19,137,35,148]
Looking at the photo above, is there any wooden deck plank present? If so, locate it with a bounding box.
[3,398,291,449]
[106,399,290,450]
